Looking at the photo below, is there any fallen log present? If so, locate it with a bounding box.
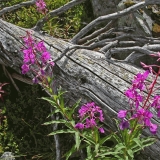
[0,19,160,160]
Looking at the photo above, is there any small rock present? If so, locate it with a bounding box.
[0,152,15,160]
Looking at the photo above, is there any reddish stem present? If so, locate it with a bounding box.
[143,68,160,110]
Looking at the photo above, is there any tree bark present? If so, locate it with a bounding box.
[0,19,160,160]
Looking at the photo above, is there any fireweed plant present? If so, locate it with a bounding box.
[20,0,158,159]
[20,33,158,160]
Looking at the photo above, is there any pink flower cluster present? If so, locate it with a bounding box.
[118,62,160,134]
[21,31,54,83]
[125,70,149,109]
[35,0,47,14]
[75,102,105,133]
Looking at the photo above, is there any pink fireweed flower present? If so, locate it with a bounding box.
[85,118,97,128]
[23,48,35,64]
[75,123,84,130]
[150,123,157,134]
[118,68,159,134]
[119,120,130,130]
[130,108,158,134]
[23,31,35,47]
[41,51,51,63]
[125,89,143,108]
[35,41,47,52]
[151,95,160,117]
[99,127,105,133]
[21,31,54,87]
[131,108,153,126]
[78,102,104,122]
[132,70,149,90]
[151,95,160,109]
[78,102,94,119]
[75,102,105,133]
[118,110,127,119]
[49,61,55,67]
[36,0,47,14]
[32,77,39,84]
[21,64,30,74]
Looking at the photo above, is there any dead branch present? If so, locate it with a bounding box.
[124,51,142,63]
[78,20,116,45]
[71,2,146,44]
[83,28,116,46]
[145,0,160,5]
[99,40,118,53]
[2,65,20,92]
[105,46,157,59]
[0,0,36,16]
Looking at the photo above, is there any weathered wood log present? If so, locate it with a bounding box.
[0,19,160,160]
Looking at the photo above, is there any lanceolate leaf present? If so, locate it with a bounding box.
[127,149,134,159]
[98,151,120,157]
[114,143,126,152]
[141,137,156,148]
[64,143,87,160]
[42,119,67,125]
[71,99,81,115]
[41,97,57,107]
[75,132,81,150]
[48,129,75,136]
[132,138,142,149]
[47,109,60,118]
[99,134,113,145]
[112,133,122,144]
[64,145,76,160]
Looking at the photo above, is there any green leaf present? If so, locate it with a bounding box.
[95,143,100,154]
[83,134,96,145]
[47,109,60,118]
[86,146,92,159]
[75,132,81,150]
[65,99,81,120]
[112,133,122,144]
[64,143,88,160]
[98,151,120,157]
[131,137,155,153]
[132,138,142,149]
[83,139,94,145]
[48,129,75,136]
[42,119,67,125]
[41,97,57,107]
[64,120,75,130]
[141,137,156,148]
[99,134,113,145]
[70,99,81,115]
[127,149,134,159]
[121,127,129,145]
[99,146,111,152]
[94,127,99,143]
[57,89,66,108]
[64,144,76,160]
[57,89,67,100]
[114,143,126,152]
